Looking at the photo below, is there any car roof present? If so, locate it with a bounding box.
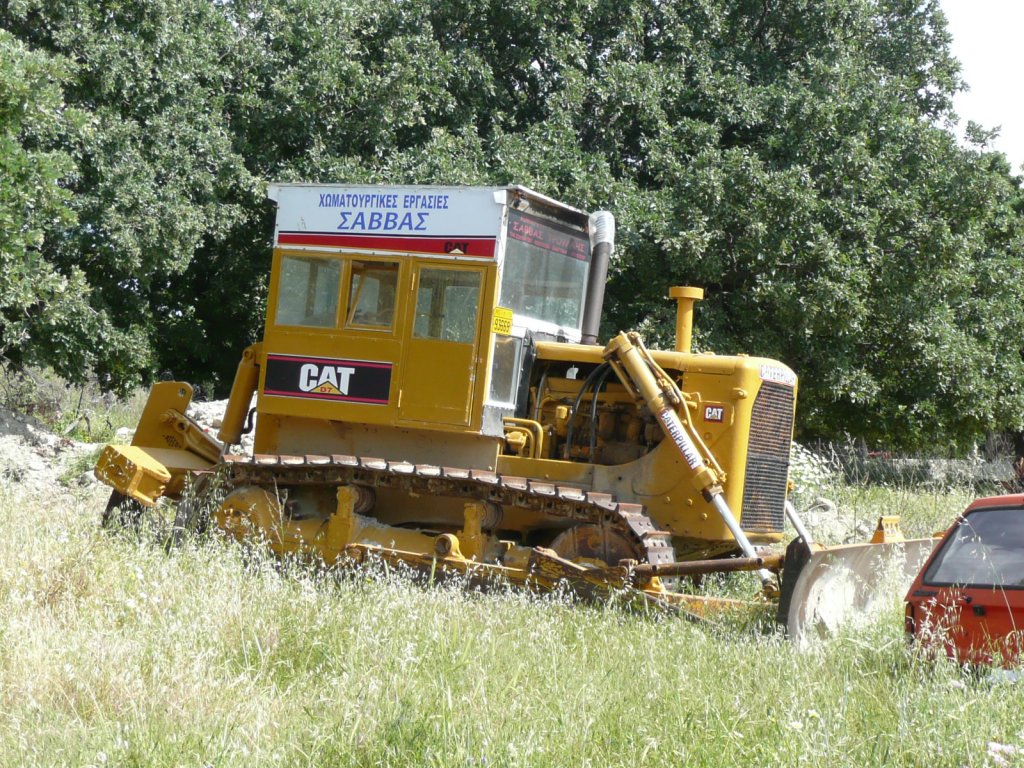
[964,493,1024,512]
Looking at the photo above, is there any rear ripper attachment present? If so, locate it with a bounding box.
[95,183,938,639]
[94,381,223,512]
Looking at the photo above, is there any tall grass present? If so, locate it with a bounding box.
[827,483,977,540]
[1,483,1021,767]
[788,442,985,544]
[0,365,148,443]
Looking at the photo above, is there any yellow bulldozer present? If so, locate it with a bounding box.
[95,184,935,639]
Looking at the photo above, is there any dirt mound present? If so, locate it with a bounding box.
[0,393,255,500]
[0,407,96,493]
[0,391,256,502]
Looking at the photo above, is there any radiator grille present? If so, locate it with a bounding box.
[740,382,794,533]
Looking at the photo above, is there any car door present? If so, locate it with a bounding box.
[910,504,1024,664]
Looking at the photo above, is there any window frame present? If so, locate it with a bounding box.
[499,209,591,332]
[487,333,524,407]
[923,506,1024,590]
[342,258,403,333]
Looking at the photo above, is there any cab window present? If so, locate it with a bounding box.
[346,261,399,329]
[413,269,481,343]
[500,209,590,330]
[275,255,341,327]
[488,335,522,404]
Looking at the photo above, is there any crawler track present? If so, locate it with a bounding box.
[220,452,677,572]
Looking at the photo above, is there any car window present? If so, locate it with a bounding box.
[924,507,1024,588]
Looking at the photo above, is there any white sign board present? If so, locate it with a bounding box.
[268,184,506,259]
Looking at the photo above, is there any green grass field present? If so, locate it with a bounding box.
[1,479,1022,767]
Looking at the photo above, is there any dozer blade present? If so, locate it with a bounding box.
[779,534,938,644]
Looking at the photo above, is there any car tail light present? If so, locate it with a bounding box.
[904,603,915,635]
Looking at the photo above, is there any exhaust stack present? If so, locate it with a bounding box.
[669,286,704,353]
[581,211,615,345]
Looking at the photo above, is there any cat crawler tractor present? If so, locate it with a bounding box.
[95,184,935,639]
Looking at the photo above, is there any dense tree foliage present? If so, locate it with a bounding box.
[0,30,103,382]
[2,0,1023,449]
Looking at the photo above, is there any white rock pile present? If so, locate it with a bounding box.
[0,407,95,494]
[186,397,257,456]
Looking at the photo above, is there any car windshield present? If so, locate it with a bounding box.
[924,506,1024,589]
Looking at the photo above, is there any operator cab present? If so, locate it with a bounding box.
[257,185,596,463]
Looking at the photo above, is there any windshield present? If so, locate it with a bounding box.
[500,209,589,329]
[924,507,1024,589]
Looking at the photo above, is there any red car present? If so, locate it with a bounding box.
[905,494,1024,665]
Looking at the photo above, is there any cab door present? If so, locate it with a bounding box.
[398,265,484,428]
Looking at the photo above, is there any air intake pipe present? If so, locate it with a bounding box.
[581,211,615,345]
